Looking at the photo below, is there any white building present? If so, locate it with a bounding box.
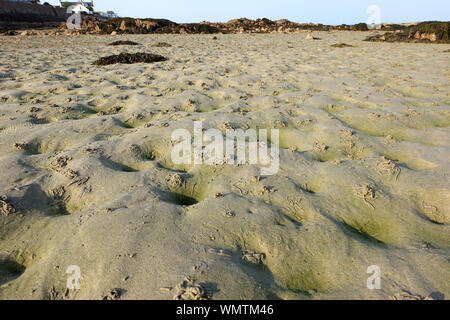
[59,1,94,11]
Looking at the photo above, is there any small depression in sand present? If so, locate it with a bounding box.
[0,255,25,286]
[162,191,199,206]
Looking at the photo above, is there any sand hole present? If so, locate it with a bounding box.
[100,158,140,173]
[162,191,199,206]
[0,256,25,286]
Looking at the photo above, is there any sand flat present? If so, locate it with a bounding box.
[0,32,449,300]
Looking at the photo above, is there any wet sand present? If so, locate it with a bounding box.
[0,32,449,299]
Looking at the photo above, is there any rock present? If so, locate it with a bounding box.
[0,195,17,216]
[119,20,128,31]
[414,31,437,42]
[306,34,321,40]
[102,288,123,300]
[365,22,450,44]
[173,277,207,300]
[75,17,376,35]
[242,251,266,265]
[135,19,158,30]
[276,19,290,24]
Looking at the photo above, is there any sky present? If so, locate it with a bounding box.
[45,0,450,25]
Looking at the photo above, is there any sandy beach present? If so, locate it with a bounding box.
[0,31,449,300]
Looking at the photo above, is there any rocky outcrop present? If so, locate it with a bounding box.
[0,1,69,31]
[5,9,446,41]
[365,21,450,43]
[211,19,369,33]
[61,17,370,35]
[89,17,219,34]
